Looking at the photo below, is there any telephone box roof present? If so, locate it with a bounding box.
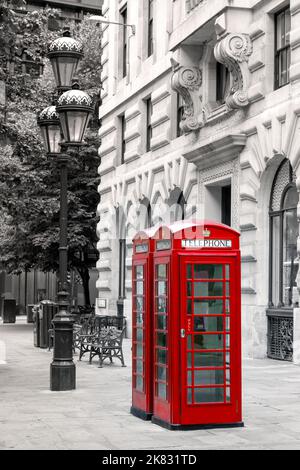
[133,224,161,241]
[154,220,240,237]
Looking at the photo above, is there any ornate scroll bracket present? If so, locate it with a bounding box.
[214,33,253,110]
[171,61,204,133]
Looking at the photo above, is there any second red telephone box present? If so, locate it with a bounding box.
[131,227,156,420]
[151,221,243,430]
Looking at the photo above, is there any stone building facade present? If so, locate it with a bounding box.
[97,0,300,364]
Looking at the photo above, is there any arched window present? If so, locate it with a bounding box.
[269,159,299,308]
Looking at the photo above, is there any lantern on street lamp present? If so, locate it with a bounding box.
[48,30,83,92]
[56,85,93,144]
[37,105,61,155]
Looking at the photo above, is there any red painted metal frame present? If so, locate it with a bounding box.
[151,221,242,428]
[152,255,172,423]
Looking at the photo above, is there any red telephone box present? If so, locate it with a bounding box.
[131,227,156,420]
[151,221,243,430]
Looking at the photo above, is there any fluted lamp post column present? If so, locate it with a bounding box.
[37,31,93,391]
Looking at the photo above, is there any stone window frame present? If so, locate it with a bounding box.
[199,159,240,231]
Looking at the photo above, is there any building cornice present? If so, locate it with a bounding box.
[182,133,247,170]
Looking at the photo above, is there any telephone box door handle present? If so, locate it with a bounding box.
[181,329,185,339]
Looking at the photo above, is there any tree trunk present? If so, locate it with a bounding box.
[79,266,91,306]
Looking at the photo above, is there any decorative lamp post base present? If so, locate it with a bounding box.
[50,362,76,391]
[50,311,75,391]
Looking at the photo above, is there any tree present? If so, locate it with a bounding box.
[0,6,101,306]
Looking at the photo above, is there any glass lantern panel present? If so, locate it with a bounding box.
[65,111,90,143]
[40,126,50,154]
[59,112,69,142]
[51,56,79,88]
[48,125,61,154]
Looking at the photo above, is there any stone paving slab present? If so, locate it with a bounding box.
[1,320,300,450]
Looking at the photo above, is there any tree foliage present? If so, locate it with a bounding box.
[0,4,101,305]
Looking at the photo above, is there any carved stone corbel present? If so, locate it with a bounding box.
[214,33,253,110]
[171,64,204,133]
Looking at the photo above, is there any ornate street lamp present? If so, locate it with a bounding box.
[48,30,83,93]
[37,31,93,392]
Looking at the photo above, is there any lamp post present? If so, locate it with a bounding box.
[37,31,93,391]
[88,15,136,36]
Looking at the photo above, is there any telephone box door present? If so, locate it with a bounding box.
[180,256,242,426]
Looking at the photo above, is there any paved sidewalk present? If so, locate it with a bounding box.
[1,320,300,450]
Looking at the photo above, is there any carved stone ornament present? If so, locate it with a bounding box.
[171,65,203,133]
[214,33,253,110]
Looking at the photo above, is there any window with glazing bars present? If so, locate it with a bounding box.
[120,5,128,78]
[120,114,126,164]
[148,0,154,57]
[275,7,291,89]
[146,98,153,152]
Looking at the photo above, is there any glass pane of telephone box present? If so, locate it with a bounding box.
[194,282,224,297]
[136,297,144,313]
[194,370,224,386]
[136,328,143,341]
[194,352,224,367]
[136,266,144,279]
[136,359,143,374]
[195,265,223,279]
[157,264,167,279]
[157,349,167,364]
[157,366,167,381]
[194,299,223,314]
[136,375,143,391]
[194,334,224,350]
[158,297,167,313]
[157,315,167,331]
[136,281,144,295]
[157,383,167,400]
[158,281,167,296]
[157,332,167,347]
[194,388,224,404]
[136,312,143,326]
[194,316,224,332]
[136,343,143,357]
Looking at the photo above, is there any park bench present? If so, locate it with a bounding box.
[78,315,126,365]
[88,326,127,368]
